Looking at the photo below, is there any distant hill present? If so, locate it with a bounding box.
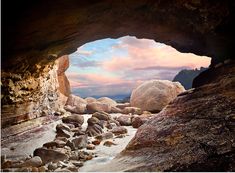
[173,67,207,89]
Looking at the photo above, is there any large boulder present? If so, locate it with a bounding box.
[86,102,111,113]
[130,80,185,112]
[97,97,117,107]
[92,111,111,121]
[65,95,87,113]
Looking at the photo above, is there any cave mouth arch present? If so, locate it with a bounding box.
[65,36,211,100]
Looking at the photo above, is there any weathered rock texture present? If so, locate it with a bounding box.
[130,80,185,112]
[56,55,71,97]
[99,62,235,171]
[1,62,60,128]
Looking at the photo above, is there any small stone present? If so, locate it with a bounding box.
[92,139,101,145]
[103,140,117,147]
[31,167,39,172]
[72,135,88,149]
[95,132,114,141]
[87,117,100,126]
[47,162,57,171]
[56,128,71,138]
[86,144,95,150]
[111,126,128,135]
[92,111,111,121]
[38,166,47,172]
[20,156,42,167]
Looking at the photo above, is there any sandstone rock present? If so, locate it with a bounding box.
[62,114,84,127]
[116,115,132,126]
[130,80,185,112]
[86,102,111,113]
[111,126,128,135]
[57,73,71,97]
[86,124,103,137]
[85,97,97,104]
[33,148,68,164]
[72,135,88,149]
[116,103,131,109]
[92,111,111,121]
[64,104,87,114]
[123,107,142,115]
[131,116,149,128]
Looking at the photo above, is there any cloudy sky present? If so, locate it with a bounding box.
[66,36,211,98]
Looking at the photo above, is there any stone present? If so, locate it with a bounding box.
[73,129,85,137]
[87,117,100,126]
[116,115,132,126]
[56,128,71,138]
[55,137,68,143]
[47,162,58,171]
[85,97,97,104]
[86,124,103,137]
[65,94,87,114]
[86,102,111,113]
[86,144,95,150]
[38,166,47,172]
[130,80,185,112]
[72,135,88,149]
[92,111,111,121]
[131,116,149,128]
[62,114,84,127]
[56,123,71,132]
[92,140,101,145]
[97,97,117,107]
[103,141,117,147]
[110,106,123,113]
[123,107,142,115]
[95,132,114,141]
[111,126,128,135]
[116,103,131,109]
[70,160,84,167]
[43,141,59,148]
[33,148,68,164]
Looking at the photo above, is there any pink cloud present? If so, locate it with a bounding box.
[104,40,211,72]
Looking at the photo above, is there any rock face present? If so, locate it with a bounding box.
[56,55,71,97]
[101,63,235,172]
[130,80,185,112]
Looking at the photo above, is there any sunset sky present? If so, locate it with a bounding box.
[66,36,211,98]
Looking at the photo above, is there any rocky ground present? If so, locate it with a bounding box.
[1,113,140,172]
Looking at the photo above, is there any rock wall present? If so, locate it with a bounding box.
[1,62,62,128]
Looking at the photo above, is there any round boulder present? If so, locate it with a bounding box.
[97,97,117,107]
[130,80,185,112]
[86,102,111,113]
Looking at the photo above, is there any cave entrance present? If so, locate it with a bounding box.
[66,36,211,102]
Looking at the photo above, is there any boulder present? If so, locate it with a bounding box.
[130,80,185,112]
[56,128,71,138]
[33,148,68,164]
[85,97,97,104]
[65,94,87,113]
[110,106,123,113]
[86,102,111,113]
[116,115,132,126]
[97,97,117,107]
[19,156,42,167]
[87,117,100,126]
[123,107,142,115]
[111,126,128,135]
[92,111,111,121]
[62,114,84,127]
[56,123,71,132]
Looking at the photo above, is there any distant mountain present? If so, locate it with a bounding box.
[173,67,207,89]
